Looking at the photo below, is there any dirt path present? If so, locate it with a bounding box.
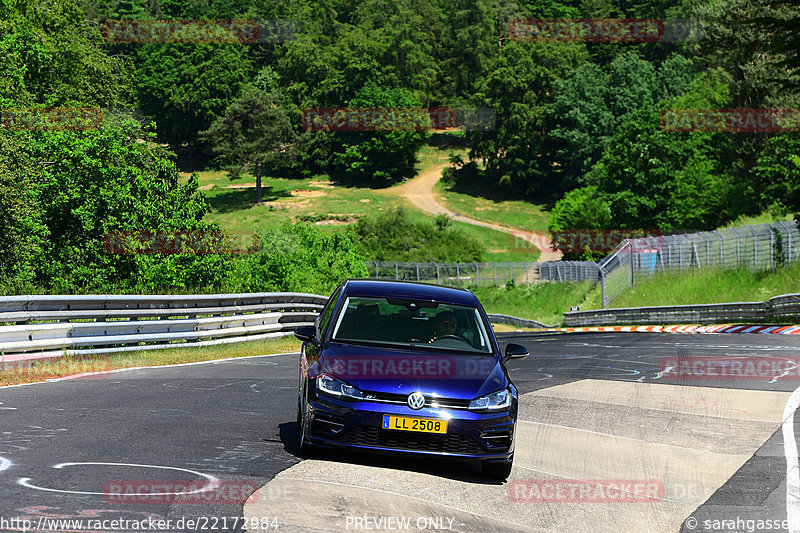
[389,162,563,262]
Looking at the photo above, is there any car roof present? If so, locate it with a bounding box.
[340,279,481,307]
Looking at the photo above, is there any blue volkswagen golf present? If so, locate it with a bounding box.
[294,279,528,480]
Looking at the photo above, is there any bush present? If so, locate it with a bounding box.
[225,222,369,295]
[354,207,484,262]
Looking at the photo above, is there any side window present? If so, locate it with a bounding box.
[317,286,342,336]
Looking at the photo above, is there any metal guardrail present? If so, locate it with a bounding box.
[486,314,556,329]
[0,293,327,365]
[564,293,800,326]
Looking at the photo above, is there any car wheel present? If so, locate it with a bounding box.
[298,382,316,456]
[482,455,513,481]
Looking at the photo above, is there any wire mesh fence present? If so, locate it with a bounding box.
[537,261,600,282]
[364,221,800,306]
[365,261,540,288]
[597,220,800,307]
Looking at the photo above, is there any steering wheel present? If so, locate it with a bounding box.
[432,334,470,346]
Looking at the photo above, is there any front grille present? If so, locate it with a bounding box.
[364,391,471,410]
[337,425,485,454]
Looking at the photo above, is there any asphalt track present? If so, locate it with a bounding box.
[1,332,800,533]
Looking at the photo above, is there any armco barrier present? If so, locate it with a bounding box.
[0,293,327,365]
[564,293,800,326]
[486,313,555,329]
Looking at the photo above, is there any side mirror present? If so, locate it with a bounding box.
[294,325,318,345]
[504,343,528,361]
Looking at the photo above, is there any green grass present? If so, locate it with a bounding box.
[183,138,541,262]
[472,280,597,326]
[0,336,300,386]
[606,261,800,309]
[718,211,794,229]
[435,180,551,232]
[473,260,800,325]
[402,209,541,262]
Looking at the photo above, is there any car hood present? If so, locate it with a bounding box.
[319,343,507,400]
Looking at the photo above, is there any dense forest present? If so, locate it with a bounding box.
[1,0,798,293]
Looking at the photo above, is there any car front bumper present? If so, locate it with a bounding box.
[306,394,516,461]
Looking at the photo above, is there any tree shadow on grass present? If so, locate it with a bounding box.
[443,168,518,204]
[206,186,291,214]
[429,131,467,149]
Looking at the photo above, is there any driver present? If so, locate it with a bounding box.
[429,311,458,343]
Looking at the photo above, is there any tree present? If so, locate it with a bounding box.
[585,76,734,231]
[0,135,45,290]
[0,0,133,108]
[134,43,253,151]
[467,40,587,199]
[543,52,693,192]
[20,114,228,291]
[202,83,296,204]
[330,81,429,185]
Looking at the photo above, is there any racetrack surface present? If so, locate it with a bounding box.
[2,333,800,532]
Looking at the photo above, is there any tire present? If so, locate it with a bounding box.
[297,382,316,456]
[482,456,513,481]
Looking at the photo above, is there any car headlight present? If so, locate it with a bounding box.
[469,389,511,411]
[317,372,364,400]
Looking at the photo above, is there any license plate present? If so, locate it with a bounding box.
[382,415,447,434]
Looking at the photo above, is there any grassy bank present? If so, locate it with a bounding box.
[476,261,800,326]
[0,336,300,386]
[607,262,800,308]
[473,280,597,326]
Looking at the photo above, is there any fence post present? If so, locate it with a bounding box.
[629,242,635,287]
[456,263,460,287]
[474,262,480,287]
[509,262,513,284]
[600,267,606,308]
[394,261,399,280]
[731,227,741,266]
[435,263,440,285]
[769,226,775,269]
[374,261,378,278]
[416,262,420,281]
[749,226,758,269]
[713,230,723,267]
[494,264,497,287]
[525,262,529,284]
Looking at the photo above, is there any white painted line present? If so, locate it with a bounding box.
[771,361,799,384]
[784,385,800,533]
[18,462,219,496]
[0,352,299,390]
[0,456,11,472]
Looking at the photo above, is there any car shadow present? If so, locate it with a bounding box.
[277,421,505,485]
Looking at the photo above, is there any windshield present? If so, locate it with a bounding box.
[330,296,493,354]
